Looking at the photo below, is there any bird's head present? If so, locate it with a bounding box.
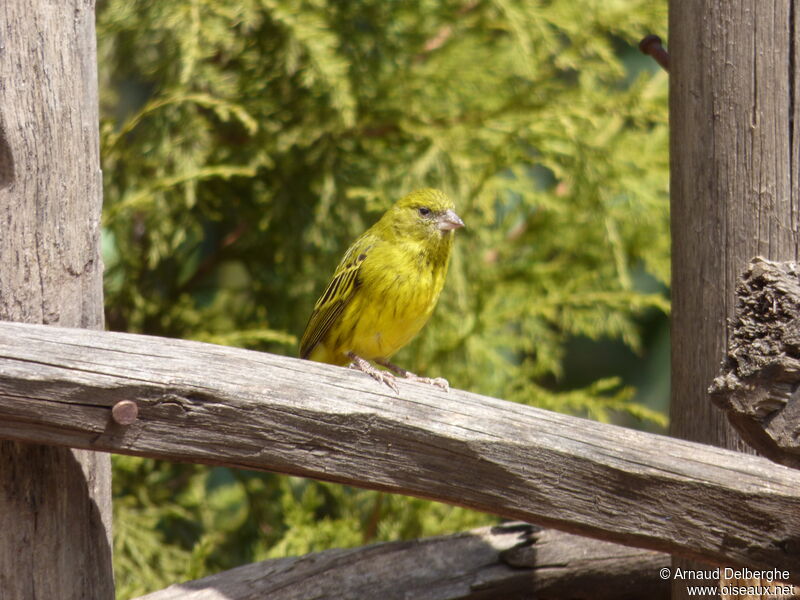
[383,189,465,244]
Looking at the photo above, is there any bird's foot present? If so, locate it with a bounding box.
[347,352,399,393]
[375,359,450,392]
[406,373,450,391]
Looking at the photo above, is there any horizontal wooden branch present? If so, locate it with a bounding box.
[1,321,800,579]
[133,523,670,600]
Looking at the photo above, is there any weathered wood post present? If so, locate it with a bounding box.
[0,1,114,598]
[670,1,799,598]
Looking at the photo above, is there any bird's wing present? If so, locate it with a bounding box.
[299,237,373,359]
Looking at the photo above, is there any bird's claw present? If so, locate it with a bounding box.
[347,353,400,393]
[370,369,399,393]
[403,372,450,392]
[373,357,450,392]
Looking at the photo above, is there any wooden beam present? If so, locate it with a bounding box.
[1,321,800,578]
[670,1,800,594]
[132,523,670,600]
[0,1,113,598]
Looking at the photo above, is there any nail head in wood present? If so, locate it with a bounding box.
[638,34,670,72]
[111,400,138,425]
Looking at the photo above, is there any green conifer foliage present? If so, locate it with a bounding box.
[98,1,668,596]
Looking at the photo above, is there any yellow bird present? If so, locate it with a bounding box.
[299,189,464,391]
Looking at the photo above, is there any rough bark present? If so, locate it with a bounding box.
[132,523,671,600]
[0,1,113,599]
[1,322,800,578]
[710,258,800,469]
[670,1,800,598]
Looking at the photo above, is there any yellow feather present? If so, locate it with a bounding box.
[299,189,464,367]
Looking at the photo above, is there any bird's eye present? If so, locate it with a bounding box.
[418,207,432,217]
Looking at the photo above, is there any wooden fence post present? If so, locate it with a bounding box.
[0,1,114,598]
[670,1,799,598]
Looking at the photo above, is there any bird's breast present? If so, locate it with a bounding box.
[342,251,447,360]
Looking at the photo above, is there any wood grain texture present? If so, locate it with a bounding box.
[0,1,113,599]
[0,1,105,328]
[670,1,800,597]
[670,0,797,458]
[1,322,800,579]
[710,258,800,469]
[132,523,670,600]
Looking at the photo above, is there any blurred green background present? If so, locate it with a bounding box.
[97,0,669,596]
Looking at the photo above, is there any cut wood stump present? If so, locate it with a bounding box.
[710,257,800,469]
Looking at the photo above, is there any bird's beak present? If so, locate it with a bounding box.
[437,209,465,231]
